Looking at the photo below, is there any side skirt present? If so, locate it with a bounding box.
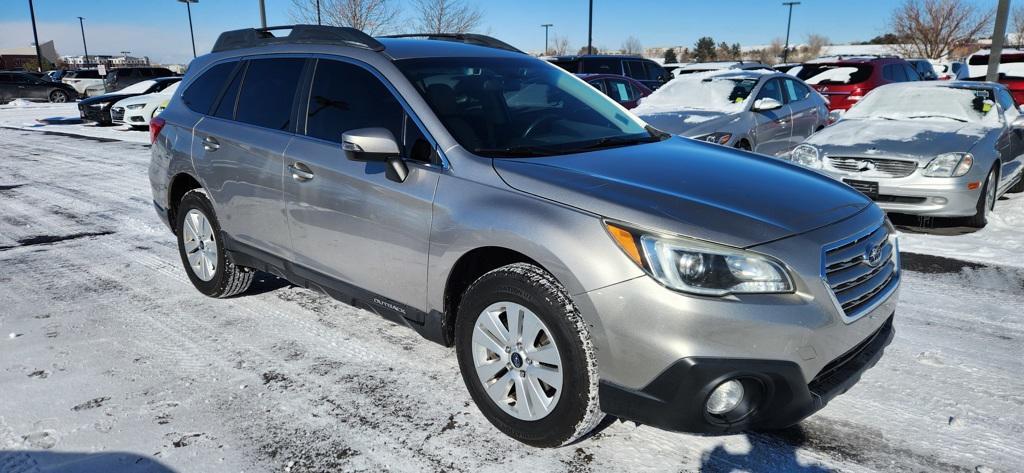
[222,235,450,346]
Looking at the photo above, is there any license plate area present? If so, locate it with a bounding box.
[843,179,879,199]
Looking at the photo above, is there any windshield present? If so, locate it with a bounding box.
[119,80,158,94]
[396,57,659,157]
[798,64,873,85]
[633,71,760,115]
[845,85,1000,124]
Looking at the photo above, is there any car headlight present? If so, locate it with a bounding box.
[605,223,794,296]
[126,104,145,110]
[923,152,973,177]
[693,132,733,145]
[788,144,822,169]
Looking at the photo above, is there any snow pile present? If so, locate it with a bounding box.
[845,85,1001,125]
[633,70,765,115]
[6,99,35,108]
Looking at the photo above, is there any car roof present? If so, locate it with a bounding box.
[377,37,526,60]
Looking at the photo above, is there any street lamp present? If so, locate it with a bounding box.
[178,0,198,59]
[541,24,553,55]
[27,0,44,71]
[782,2,800,63]
[77,17,90,67]
[587,0,593,55]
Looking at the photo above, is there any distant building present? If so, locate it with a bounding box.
[0,40,60,70]
[61,54,150,69]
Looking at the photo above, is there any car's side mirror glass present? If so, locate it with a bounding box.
[341,127,408,183]
[753,97,783,112]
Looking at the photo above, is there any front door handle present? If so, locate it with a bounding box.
[202,136,220,152]
[289,162,315,182]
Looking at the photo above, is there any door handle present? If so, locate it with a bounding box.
[289,163,315,182]
[202,136,220,152]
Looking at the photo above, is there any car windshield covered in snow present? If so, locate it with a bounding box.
[632,71,760,115]
[798,64,873,85]
[845,85,1000,124]
[396,56,659,157]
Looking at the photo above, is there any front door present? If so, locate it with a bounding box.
[282,58,440,313]
[752,78,793,156]
[782,78,820,152]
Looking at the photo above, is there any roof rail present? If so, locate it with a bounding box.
[381,33,524,54]
[212,25,385,53]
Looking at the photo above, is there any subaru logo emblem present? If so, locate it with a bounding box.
[865,243,885,267]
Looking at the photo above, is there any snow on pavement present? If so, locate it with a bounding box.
[0,122,1022,472]
[0,100,150,145]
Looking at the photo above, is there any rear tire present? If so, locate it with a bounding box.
[455,263,604,448]
[965,167,998,228]
[175,189,254,298]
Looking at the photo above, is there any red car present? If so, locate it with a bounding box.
[965,50,1024,104]
[576,73,652,109]
[793,57,921,111]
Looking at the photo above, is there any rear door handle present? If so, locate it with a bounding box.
[202,136,220,151]
[289,162,315,182]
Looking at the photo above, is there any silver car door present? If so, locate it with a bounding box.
[751,78,792,156]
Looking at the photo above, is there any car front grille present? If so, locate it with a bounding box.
[823,222,899,321]
[111,107,125,121]
[827,157,918,178]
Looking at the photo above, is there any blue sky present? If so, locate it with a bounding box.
[0,0,1001,64]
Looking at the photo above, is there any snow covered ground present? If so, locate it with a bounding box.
[1,105,1023,472]
[0,100,150,145]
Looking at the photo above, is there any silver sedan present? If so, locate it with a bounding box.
[786,81,1024,227]
[635,70,830,156]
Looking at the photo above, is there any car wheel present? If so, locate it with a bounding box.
[455,263,604,448]
[49,90,68,103]
[966,167,998,228]
[175,189,254,298]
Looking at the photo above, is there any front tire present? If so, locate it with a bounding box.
[455,263,604,448]
[49,90,68,103]
[966,167,998,228]
[175,189,253,298]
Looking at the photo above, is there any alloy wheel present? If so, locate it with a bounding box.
[182,209,218,282]
[985,169,997,215]
[471,301,563,421]
[50,91,67,103]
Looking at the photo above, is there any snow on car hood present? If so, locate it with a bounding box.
[638,110,743,137]
[493,137,869,248]
[805,118,997,160]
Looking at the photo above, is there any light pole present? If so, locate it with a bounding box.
[77,16,89,67]
[587,0,593,55]
[541,24,553,54]
[989,0,1011,82]
[28,0,44,71]
[317,0,321,25]
[178,0,198,59]
[259,0,267,28]
[782,2,800,63]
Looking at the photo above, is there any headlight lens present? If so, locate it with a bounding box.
[126,104,145,110]
[693,132,733,145]
[788,144,822,169]
[606,223,794,296]
[923,152,973,177]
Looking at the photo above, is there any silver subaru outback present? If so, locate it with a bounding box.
[149,25,900,447]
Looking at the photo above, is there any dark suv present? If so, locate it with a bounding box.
[795,56,921,110]
[104,66,175,93]
[547,54,670,90]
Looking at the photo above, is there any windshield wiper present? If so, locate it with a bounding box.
[473,146,561,157]
[906,115,968,122]
[565,135,662,153]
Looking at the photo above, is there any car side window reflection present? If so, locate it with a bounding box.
[757,79,784,103]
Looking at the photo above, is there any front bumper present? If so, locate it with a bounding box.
[599,313,894,433]
[79,104,112,124]
[820,170,982,217]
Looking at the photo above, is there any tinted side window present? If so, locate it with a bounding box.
[78,70,100,79]
[904,64,921,81]
[235,58,305,130]
[581,58,621,74]
[644,61,666,81]
[305,59,403,144]
[182,62,237,114]
[757,79,784,102]
[213,63,245,119]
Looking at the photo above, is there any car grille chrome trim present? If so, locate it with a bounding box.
[110,107,125,121]
[827,157,918,178]
[822,221,900,323]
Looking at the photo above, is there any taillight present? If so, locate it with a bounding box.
[847,88,865,103]
[149,116,166,145]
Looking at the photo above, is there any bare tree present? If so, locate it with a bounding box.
[413,0,484,34]
[622,36,643,55]
[798,33,830,61]
[889,0,993,59]
[290,0,399,35]
[1012,4,1024,48]
[550,35,571,56]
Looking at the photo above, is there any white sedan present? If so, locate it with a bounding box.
[111,82,178,128]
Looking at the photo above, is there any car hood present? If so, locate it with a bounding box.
[114,93,165,108]
[79,93,140,106]
[639,110,744,137]
[492,137,869,248]
[806,118,996,160]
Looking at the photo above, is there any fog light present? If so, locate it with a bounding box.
[706,379,744,415]
[932,197,948,204]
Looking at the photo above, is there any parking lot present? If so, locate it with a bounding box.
[1,101,1022,472]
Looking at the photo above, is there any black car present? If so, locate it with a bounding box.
[79,77,180,125]
[546,54,670,90]
[104,66,175,93]
[0,71,77,104]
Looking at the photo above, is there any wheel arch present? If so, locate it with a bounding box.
[167,172,203,231]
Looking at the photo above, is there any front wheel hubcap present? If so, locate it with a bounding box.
[471,302,563,421]
[986,170,997,214]
[182,209,218,281]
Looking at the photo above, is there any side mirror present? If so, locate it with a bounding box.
[827,109,845,124]
[341,127,408,182]
[753,97,783,112]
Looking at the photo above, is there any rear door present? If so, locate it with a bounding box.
[751,78,793,156]
[282,57,440,313]
[0,73,15,101]
[191,57,307,257]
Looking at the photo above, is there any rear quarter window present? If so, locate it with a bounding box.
[182,62,238,115]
